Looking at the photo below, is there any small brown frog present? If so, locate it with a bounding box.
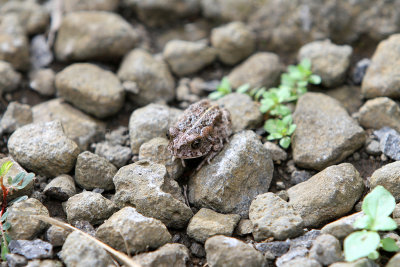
[167,99,232,168]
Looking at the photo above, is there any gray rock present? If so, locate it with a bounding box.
[276,247,309,267]
[26,259,63,267]
[369,161,400,201]
[205,235,265,267]
[94,142,132,168]
[65,191,118,225]
[187,208,241,243]
[113,161,193,228]
[104,126,130,146]
[55,11,139,62]
[64,0,119,12]
[32,98,106,151]
[60,231,114,267]
[362,34,400,98]
[290,170,313,185]
[201,0,257,22]
[288,163,364,227]
[8,121,80,177]
[378,129,400,160]
[290,229,322,249]
[29,69,55,96]
[263,141,287,162]
[129,103,182,154]
[0,1,49,35]
[373,127,397,141]
[280,258,321,267]
[250,192,303,241]
[227,52,282,89]
[0,102,32,135]
[325,85,363,115]
[7,198,49,240]
[309,234,342,265]
[30,35,53,69]
[211,21,255,65]
[353,58,371,85]
[298,39,352,87]
[255,241,290,259]
[45,223,70,247]
[292,93,366,170]
[235,219,253,236]
[163,40,216,76]
[0,60,21,94]
[329,258,378,267]
[387,253,400,267]
[190,242,206,258]
[55,63,125,118]
[365,139,381,156]
[9,239,52,260]
[44,174,76,201]
[216,93,263,132]
[96,207,171,254]
[118,49,175,106]
[5,253,27,267]
[320,212,363,240]
[139,137,183,180]
[74,151,117,190]
[358,97,400,132]
[188,130,273,217]
[133,243,190,267]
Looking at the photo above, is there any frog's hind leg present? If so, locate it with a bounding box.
[196,150,219,170]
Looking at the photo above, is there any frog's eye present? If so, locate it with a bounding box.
[166,130,170,139]
[191,139,201,149]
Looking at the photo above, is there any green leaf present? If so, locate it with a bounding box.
[209,91,224,100]
[0,211,8,223]
[344,230,380,262]
[4,233,10,243]
[270,105,291,117]
[236,83,250,94]
[0,162,13,177]
[7,177,12,185]
[353,215,372,230]
[367,250,379,260]
[11,172,25,186]
[1,239,9,261]
[362,186,396,223]
[281,74,295,87]
[254,88,266,101]
[287,124,297,135]
[2,222,10,231]
[282,115,293,126]
[299,58,311,70]
[309,74,322,84]
[371,216,397,231]
[16,173,34,190]
[279,137,291,149]
[8,195,28,206]
[260,98,275,113]
[218,77,232,93]
[296,80,308,88]
[381,237,400,252]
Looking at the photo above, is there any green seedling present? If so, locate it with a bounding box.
[344,186,399,262]
[0,161,34,260]
[264,115,296,149]
[208,77,232,100]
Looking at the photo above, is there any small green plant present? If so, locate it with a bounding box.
[264,115,296,149]
[208,77,232,100]
[0,161,34,260]
[344,186,399,262]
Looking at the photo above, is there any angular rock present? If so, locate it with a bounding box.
[358,97,400,132]
[320,212,363,240]
[7,198,49,240]
[369,161,400,201]
[365,139,381,156]
[362,34,400,98]
[113,161,193,228]
[227,52,282,89]
[235,219,253,236]
[32,98,106,151]
[211,21,255,65]
[139,137,183,180]
[26,259,63,267]
[387,253,400,267]
[216,93,263,132]
[133,243,190,267]
[64,0,119,12]
[0,101,32,135]
[65,191,118,225]
[45,223,70,247]
[29,68,55,96]
[30,35,53,69]
[309,234,342,265]
[378,129,400,160]
[55,11,139,62]
[288,163,364,227]
[205,235,265,267]
[129,103,181,154]
[8,121,80,177]
[249,192,303,241]
[190,242,206,258]
[352,58,371,85]
[188,130,273,217]
[187,208,241,243]
[74,151,117,190]
[9,239,52,260]
[118,49,175,106]
[44,174,76,201]
[5,253,27,267]
[281,258,322,267]
[201,0,256,21]
[298,39,352,87]
[0,60,21,94]
[263,141,287,162]
[60,231,114,267]
[325,85,363,115]
[254,241,290,259]
[94,142,132,168]
[292,93,366,170]
[163,40,216,76]
[96,207,171,254]
[329,258,378,267]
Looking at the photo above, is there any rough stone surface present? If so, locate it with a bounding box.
[249,192,303,241]
[60,231,114,267]
[7,198,49,240]
[0,60,21,94]
[55,11,139,62]
[227,52,282,89]
[9,239,52,260]
[235,219,253,236]
[325,85,363,115]
[139,137,183,180]
[188,130,273,217]
[288,163,363,227]
[320,212,363,240]
[211,21,255,65]
[309,234,343,265]
[44,174,76,201]
[32,98,106,151]
[8,121,80,177]
[45,223,70,247]
[201,0,257,22]
[387,253,400,267]
[187,208,241,243]
[255,241,290,259]
[329,258,378,267]
[118,49,175,106]
[29,68,55,96]
[75,151,117,190]
[298,39,352,87]
[216,93,263,132]
[362,34,400,98]
[163,40,216,76]
[93,142,132,168]
[5,253,27,267]
[64,0,119,12]
[263,141,287,162]
[358,97,400,132]
[129,103,182,153]
[292,93,366,170]
[132,243,190,267]
[65,191,118,225]
[205,235,265,267]
[378,129,400,160]
[26,259,63,267]
[281,258,322,267]
[96,207,171,254]
[0,101,32,135]
[113,161,193,228]
[365,139,381,156]
[369,161,400,201]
